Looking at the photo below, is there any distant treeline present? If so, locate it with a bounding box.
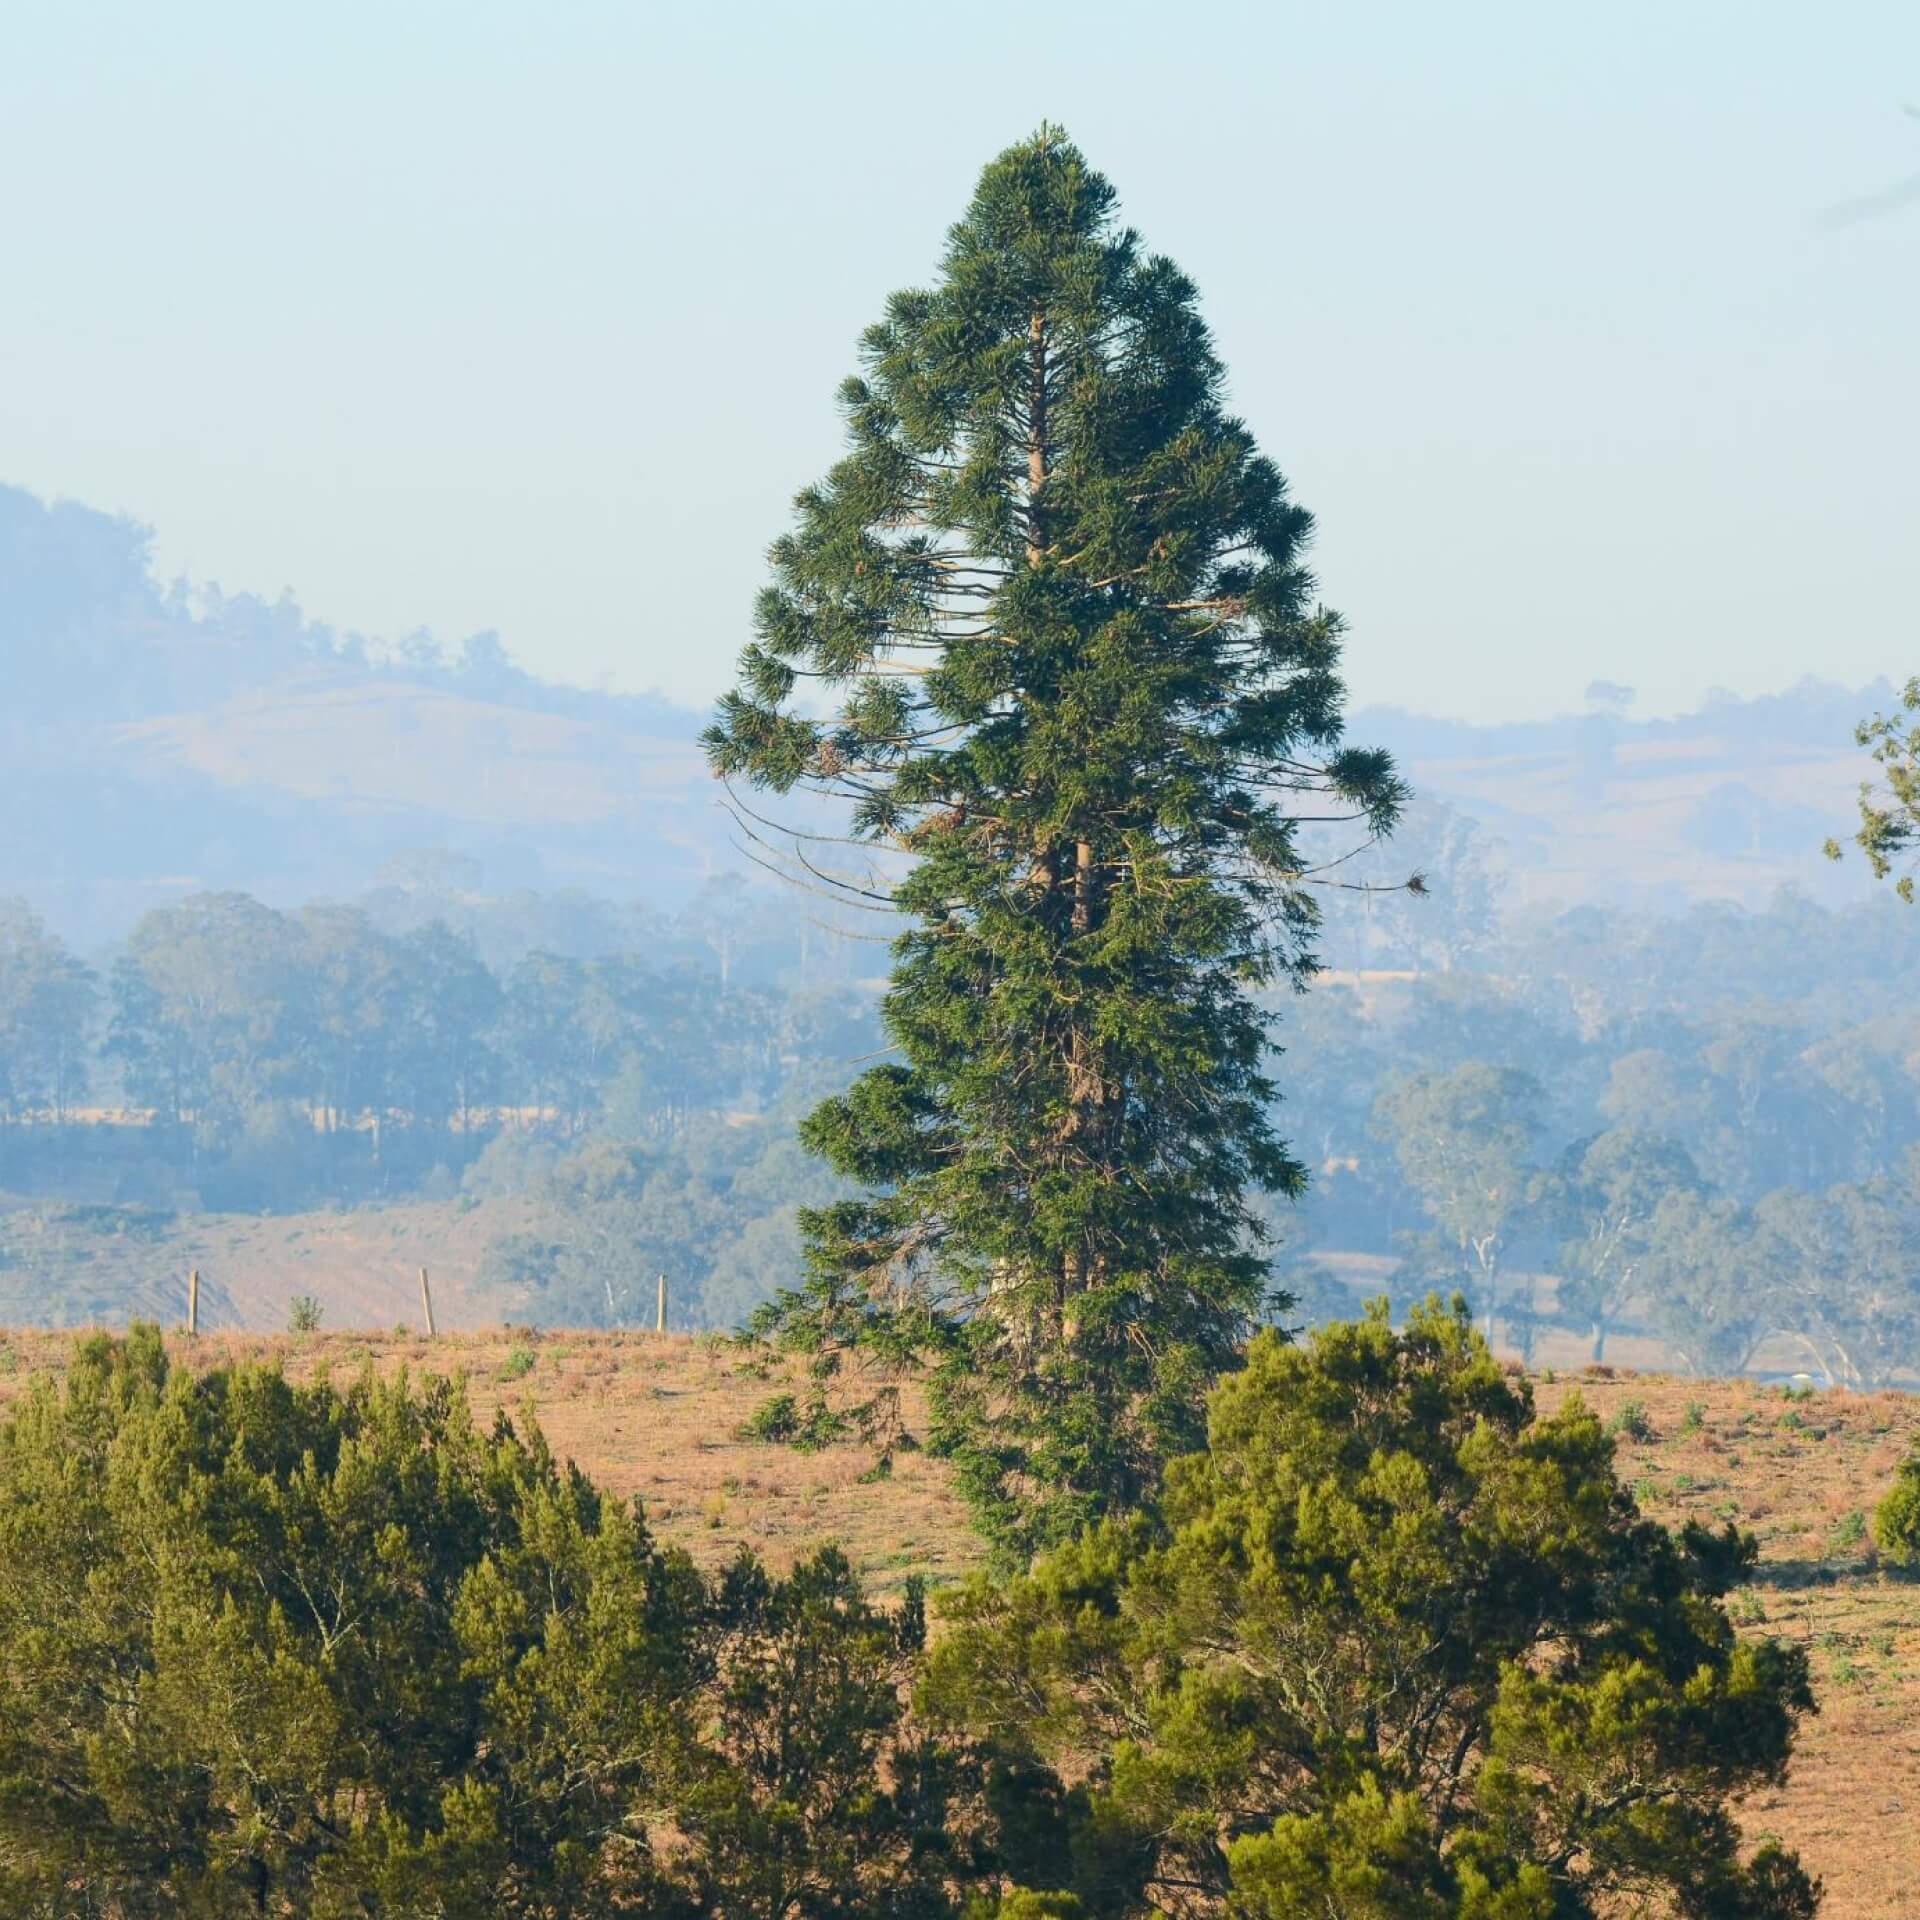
[0,884,876,1164]
[1276,885,1920,1384]
[9,875,1920,1368]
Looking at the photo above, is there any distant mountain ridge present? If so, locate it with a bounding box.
[1,481,1897,944]
[2,483,729,943]
[1352,682,1894,915]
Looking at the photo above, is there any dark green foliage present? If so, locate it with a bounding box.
[0,1328,958,1918]
[0,1317,1832,1918]
[922,1299,1819,1919]
[682,1552,959,1918]
[738,1389,849,1451]
[1874,1441,1920,1565]
[707,127,1401,1562]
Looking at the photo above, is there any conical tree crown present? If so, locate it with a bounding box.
[708,128,1401,1562]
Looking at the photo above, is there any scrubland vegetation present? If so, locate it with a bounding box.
[4,1315,1891,1918]
[5,1324,1920,1915]
[6,122,1920,1916]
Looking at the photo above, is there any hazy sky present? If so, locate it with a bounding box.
[4,1,1916,721]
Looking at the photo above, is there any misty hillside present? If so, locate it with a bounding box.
[2,481,1893,944]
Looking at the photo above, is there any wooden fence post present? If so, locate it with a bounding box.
[187,1268,199,1337]
[418,1267,437,1339]
[656,1271,667,1333]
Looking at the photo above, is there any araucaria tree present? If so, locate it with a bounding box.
[706,128,1402,1560]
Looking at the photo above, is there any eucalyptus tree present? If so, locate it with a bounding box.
[0,899,94,1124]
[1549,1127,1701,1362]
[1827,675,1920,901]
[1370,1063,1544,1347]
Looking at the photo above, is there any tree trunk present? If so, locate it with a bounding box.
[1026,298,1083,1324]
[1026,305,1048,564]
[1067,838,1101,1147]
[1469,1238,1499,1342]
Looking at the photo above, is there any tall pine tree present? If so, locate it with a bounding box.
[707,128,1403,1561]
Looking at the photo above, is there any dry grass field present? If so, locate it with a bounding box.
[0,1195,557,1333]
[0,1327,1913,1915]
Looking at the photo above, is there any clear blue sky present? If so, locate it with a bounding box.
[3,1,1916,721]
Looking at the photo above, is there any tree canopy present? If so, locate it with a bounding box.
[0,1316,1824,1918]
[0,1330,960,1918]
[923,1300,1819,1919]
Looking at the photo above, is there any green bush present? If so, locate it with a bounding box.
[497,1342,537,1380]
[0,1326,957,1917]
[287,1293,323,1334]
[923,1298,1818,1919]
[739,1389,849,1451]
[0,1305,1829,1920]
[1606,1398,1655,1441]
[1827,1508,1868,1557]
[1874,1447,1920,1566]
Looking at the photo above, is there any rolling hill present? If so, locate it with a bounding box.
[2,480,1900,945]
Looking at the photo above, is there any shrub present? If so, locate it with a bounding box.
[0,1326,959,1917]
[1607,1398,1655,1441]
[739,1390,849,1451]
[1827,1508,1868,1557]
[497,1343,537,1381]
[287,1293,323,1334]
[924,1298,1817,1919]
[1874,1445,1920,1566]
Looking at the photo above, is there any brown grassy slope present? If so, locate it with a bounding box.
[0,1196,549,1333]
[1532,1369,1920,1915]
[0,1327,983,1599]
[0,1331,1914,1916]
